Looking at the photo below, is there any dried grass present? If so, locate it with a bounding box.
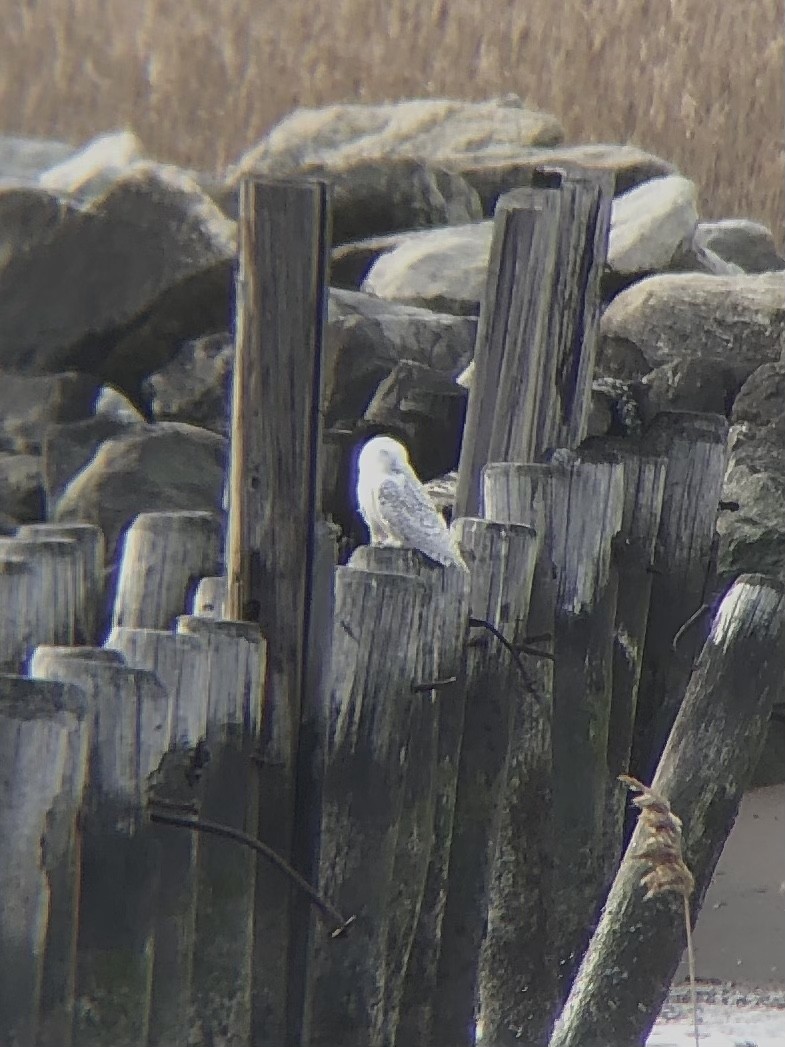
[1,0,783,237]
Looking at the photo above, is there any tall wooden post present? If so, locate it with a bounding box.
[224,176,332,1046]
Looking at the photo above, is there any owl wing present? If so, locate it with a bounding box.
[376,471,463,567]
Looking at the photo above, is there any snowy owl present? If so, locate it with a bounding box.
[356,436,467,570]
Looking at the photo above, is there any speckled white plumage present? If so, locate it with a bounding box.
[356,436,466,569]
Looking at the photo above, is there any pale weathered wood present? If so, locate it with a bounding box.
[112,511,223,631]
[484,455,624,995]
[432,518,540,1047]
[454,181,560,519]
[302,567,428,1047]
[192,575,227,619]
[104,626,211,1047]
[29,647,169,1047]
[0,675,89,1047]
[16,523,106,644]
[175,616,266,1047]
[581,439,668,877]
[632,412,729,781]
[390,550,472,1047]
[224,177,330,1046]
[477,478,557,1047]
[455,168,612,518]
[550,574,785,1047]
[0,536,81,664]
[348,546,471,1045]
[0,554,36,670]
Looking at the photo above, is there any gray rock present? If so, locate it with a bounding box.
[694,219,785,274]
[223,157,483,243]
[0,453,45,522]
[38,130,145,199]
[666,240,744,277]
[0,186,70,268]
[607,175,698,275]
[637,358,741,427]
[0,163,236,408]
[325,289,476,425]
[600,272,785,384]
[361,221,493,315]
[43,416,142,510]
[230,98,564,178]
[0,370,101,453]
[94,386,146,423]
[718,363,785,583]
[455,142,675,215]
[0,135,73,181]
[331,232,409,289]
[146,333,233,435]
[52,422,227,561]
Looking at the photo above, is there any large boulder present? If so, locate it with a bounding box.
[607,175,698,276]
[0,134,73,181]
[0,370,101,452]
[325,289,476,425]
[361,222,493,315]
[0,164,236,409]
[0,454,45,522]
[456,142,675,216]
[718,363,785,583]
[52,423,227,561]
[146,333,233,436]
[694,219,785,274]
[43,416,142,509]
[600,272,785,384]
[230,98,564,178]
[38,130,145,200]
[222,157,483,243]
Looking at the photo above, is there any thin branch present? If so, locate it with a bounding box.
[468,616,550,714]
[149,807,355,938]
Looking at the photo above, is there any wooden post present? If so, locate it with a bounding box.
[112,511,223,630]
[483,455,624,995]
[0,675,89,1047]
[549,575,785,1047]
[175,616,266,1047]
[16,523,106,644]
[29,647,170,1047]
[0,536,81,659]
[478,477,557,1047]
[224,176,330,1046]
[348,547,470,1045]
[581,439,668,877]
[394,545,472,1047]
[632,412,728,781]
[0,553,36,671]
[454,168,612,518]
[104,626,211,1047]
[432,518,540,1047]
[302,567,428,1047]
[192,575,227,618]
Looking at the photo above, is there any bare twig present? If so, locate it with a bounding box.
[148,807,355,938]
[468,615,551,713]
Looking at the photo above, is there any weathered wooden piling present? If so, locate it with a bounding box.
[224,176,331,1046]
[16,523,105,644]
[348,546,470,1044]
[432,518,540,1047]
[191,575,227,619]
[581,439,668,877]
[302,567,428,1047]
[455,167,612,518]
[0,553,36,670]
[549,575,785,1047]
[104,626,211,1047]
[112,511,223,630]
[483,454,624,994]
[29,647,170,1047]
[0,536,81,662]
[478,477,557,1047]
[632,412,729,781]
[0,675,89,1047]
[175,616,266,1047]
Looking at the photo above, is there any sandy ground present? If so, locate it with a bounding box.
[647,784,785,1045]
